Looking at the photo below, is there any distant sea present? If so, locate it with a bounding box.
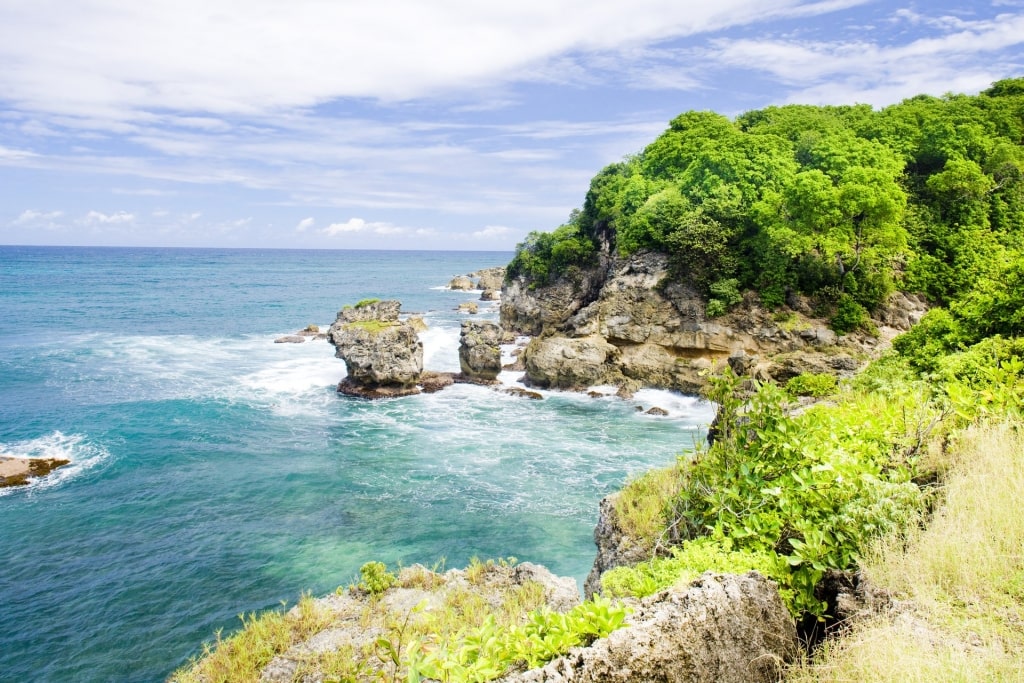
[0,246,713,682]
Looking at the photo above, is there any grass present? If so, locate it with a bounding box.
[612,461,684,552]
[169,593,334,683]
[788,420,1024,682]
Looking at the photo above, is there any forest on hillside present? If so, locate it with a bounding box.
[509,78,1024,338]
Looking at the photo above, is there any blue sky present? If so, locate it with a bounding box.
[1,0,1022,250]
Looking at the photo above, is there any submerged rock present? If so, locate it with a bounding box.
[506,572,798,683]
[327,300,423,398]
[274,335,306,344]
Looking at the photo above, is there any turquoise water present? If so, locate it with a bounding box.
[0,247,713,682]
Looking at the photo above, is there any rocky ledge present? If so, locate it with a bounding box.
[0,457,71,488]
[501,251,927,394]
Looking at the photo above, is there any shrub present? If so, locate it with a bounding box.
[359,561,397,595]
[786,373,838,398]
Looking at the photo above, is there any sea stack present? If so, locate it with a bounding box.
[327,299,424,398]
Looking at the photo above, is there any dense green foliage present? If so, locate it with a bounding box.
[508,79,1024,329]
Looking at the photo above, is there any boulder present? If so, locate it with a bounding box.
[523,335,619,390]
[449,275,475,290]
[419,371,455,393]
[274,335,306,344]
[458,302,479,314]
[459,320,503,381]
[506,572,798,683]
[480,289,501,301]
[327,300,423,398]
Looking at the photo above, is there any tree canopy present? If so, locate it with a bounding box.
[508,78,1024,333]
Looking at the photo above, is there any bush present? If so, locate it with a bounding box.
[830,294,872,334]
[786,373,838,398]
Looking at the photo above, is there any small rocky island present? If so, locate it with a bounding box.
[0,456,70,488]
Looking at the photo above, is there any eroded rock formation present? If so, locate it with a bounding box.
[459,320,503,382]
[502,251,927,394]
[327,300,424,398]
[507,572,798,683]
[583,496,652,600]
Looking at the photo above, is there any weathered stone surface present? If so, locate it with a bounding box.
[505,386,544,400]
[274,335,306,344]
[645,406,668,416]
[419,371,456,393]
[481,288,501,301]
[458,301,479,314]
[327,300,423,398]
[459,320,503,381]
[449,274,475,290]
[506,572,798,683]
[0,457,71,488]
[473,266,507,291]
[584,496,652,599]
[500,250,915,394]
[523,335,618,390]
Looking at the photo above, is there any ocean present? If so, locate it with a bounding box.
[0,246,713,682]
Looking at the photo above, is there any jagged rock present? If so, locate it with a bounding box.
[645,406,668,416]
[419,371,455,393]
[406,316,429,333]
[523,335,619,390]
[506,572,798,683]
[501,249,920,394]
[298,325,320,336]
[0,457,71,488]
[327,300,423,398]
[458,302,479,314]
[449,275,475,290]
[274,335,306,344]
[473,266,506,291]
[584,496,652,599]
[459,320,503,381]
[480,289,501,301]
[505,386,544,400]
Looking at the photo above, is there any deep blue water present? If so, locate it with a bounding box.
[0,246,712,682]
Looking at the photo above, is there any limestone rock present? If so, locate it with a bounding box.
[0,457,71,488]
[459,301,479,314]
[459,320,503,381]
[473,266,507,291]
[449,274,475,290]
[506,572,798,683]
[419,371,456,393]
[584,496,652,599]
[481,288,501,301]
[327,300,423,398]
[523,335,618,390]
[274,335,306,344]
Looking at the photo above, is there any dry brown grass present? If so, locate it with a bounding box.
[788,421,1024,682]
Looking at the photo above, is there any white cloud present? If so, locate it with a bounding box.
[81,210,135,225]
[11,209,63,225]
[0,1,869,120]
[295,217,315,232]
[0,145,38,161]
[472,225,513,239]
[321,217,406,236]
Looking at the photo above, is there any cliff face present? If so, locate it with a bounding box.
[501,251,926,394]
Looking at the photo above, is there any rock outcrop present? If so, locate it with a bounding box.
[327,300,424,398]
[0,457,71,488]
[459,320,503,382]
[583,496,652,599]
[448,274,475,290]
[502,250,928,394]
[506,572,798,683]
[473,267,506,291]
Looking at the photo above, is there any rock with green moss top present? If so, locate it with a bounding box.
[328,299,423,397]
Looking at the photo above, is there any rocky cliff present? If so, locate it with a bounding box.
[501,251,926,394]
